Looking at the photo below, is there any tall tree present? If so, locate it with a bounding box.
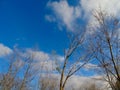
[89,9,120,90]
[59,32,94,90]
[0,48,38,90]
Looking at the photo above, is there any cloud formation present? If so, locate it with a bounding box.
[46,0,120,32]
[0,44,12,57]
[46,0,81,31]
[66,75,108,90]
[81,0,120,17]
[83,63,98,70]
[26,49,64,72]
[41,74,109,90]
[26,49,50,61]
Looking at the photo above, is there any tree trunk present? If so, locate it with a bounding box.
[60,86,64,90]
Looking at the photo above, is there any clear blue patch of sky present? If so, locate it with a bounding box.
[67,0,80,6]
[0,0,69,54]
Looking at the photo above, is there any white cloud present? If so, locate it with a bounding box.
[38,60,56,72]
[45,15,56,22]
[41,74,109,90]
[67,75,110,90]
[13,59,24,68]
[26,49,50,61]
[26,49,64,72]
[46,0,120,32]
[81,0,120,18]
[80,0,120,26]
[74,62,98,71]
[46,0,81,31]
[0,44,12,57]
[83,63,98,70]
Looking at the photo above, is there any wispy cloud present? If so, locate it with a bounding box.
[25,49,64,72]
[81,0,120,18]
[0,45,64,72]
[83,63,98,70]
[41,74,108,90]
[46,0,81,31]
[46,0,120,32]
[0,43,12,57]
[26,49,50,61]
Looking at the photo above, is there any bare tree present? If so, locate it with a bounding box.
[89,9,120,90]
[0,49,24,90]
[0,48,38,90]
[80,82,101,90]
[39,75,58,90]
[59,32,94,90]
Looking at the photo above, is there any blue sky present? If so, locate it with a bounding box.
[0,0,120,81]
[0,0,69,54]
[0,0,119,54]
[0,0,120,89]
[0,0,99,78]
